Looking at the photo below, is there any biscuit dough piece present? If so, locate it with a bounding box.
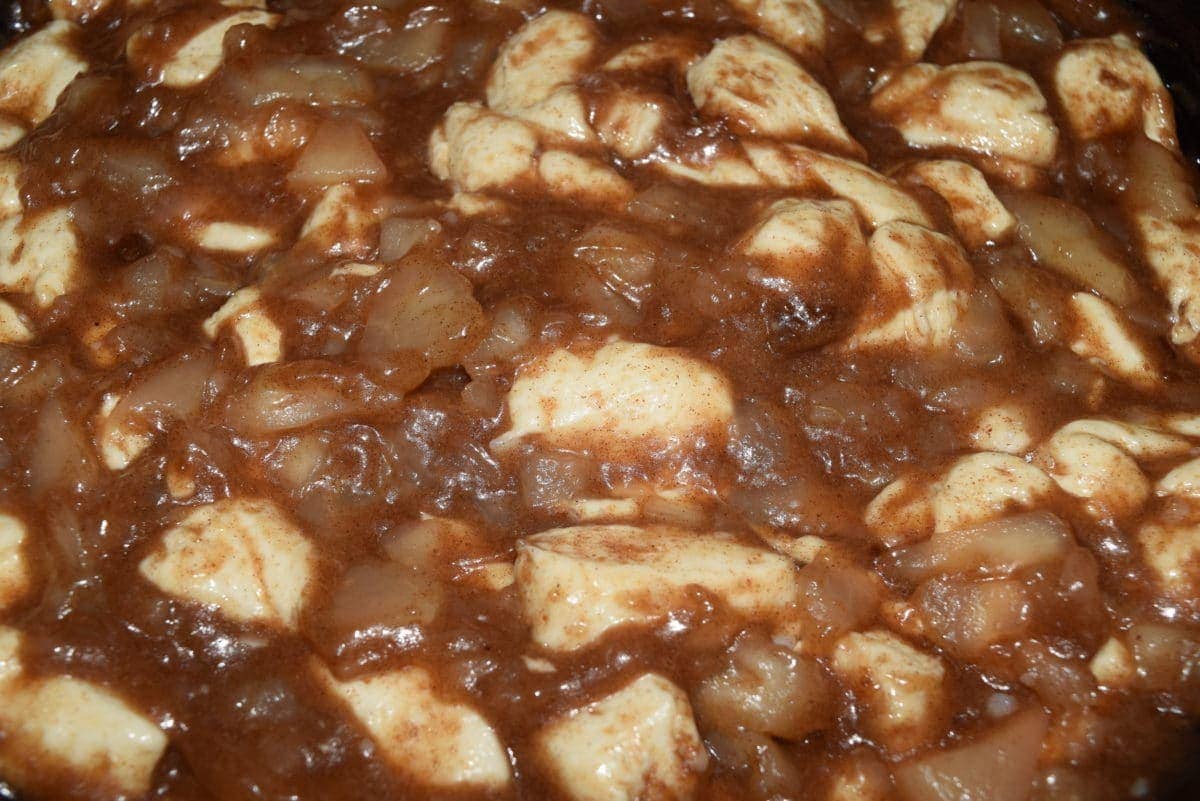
[725,0,826,60]
[139,498,316,629]
[687,34,857,152]
[0,21,87,143]
[203,286,284,366]
[127,10,280,89]
[899,160,1016,249]
[1055,34,1178,151]
[537,673,708,801]
[866,0,958,62]
[318,664,512,790]
[515,525,799,651]
[0,628,167,798]
[832,630,947,754]
[493,339,733,456]
[871,62,1058,186]
[846,221,973,350]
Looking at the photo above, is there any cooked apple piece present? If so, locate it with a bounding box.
[1002,191,1141,307]
[892,707,1048,801]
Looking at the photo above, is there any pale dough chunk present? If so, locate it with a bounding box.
[514,525,799,651]
[133,10,280,89]
[536,149,632,206]
[493,339,733,456]
[0,206,82,307]
[1067,292,1160,392]
[1054,35,1177,151]
[1055,419,1191,459]
[737,198,867,287]
[928,453,1054,534]
[871,62,1058,186]
[1135,215,1200,348]
[0,298,32,343]
[1138,522,1200,602]
[516,88,596,145]
[94,392,153,471]
[968,404,1037,455]
[537,673,707,801]
[430,102,628,206]
[1035,419,1187,519]
[687,34,856,151]
[1156,458,1200,498]
[0,161,80,309]
[0,20,87,135]
[1039,436,1143,513]
[485,10,597,144]
[196,221,277,253]
[0,154,21,216]
[832,630,946,754]
[318,664,511,790]
[602,38,700,73]
[745,142,932,229]
[866,0,957,62]
[865,452,1053,544]
[594,92,668,160]
[0,627,167,798]
[864,475,934,547]
[138,498,316,629]
[297,183,378,257]
[0,513,29,611]
[657,153,767,188]
[846,221,973,350]
[725,0,826,60]
[899,160,1015,249]
[1089,636,1136,688]
[430,101,539,191]
[487,11,595,112]
[203,286,283,366]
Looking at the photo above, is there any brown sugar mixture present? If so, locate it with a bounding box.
[0,0,1199,799]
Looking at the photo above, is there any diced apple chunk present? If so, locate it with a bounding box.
[892,707,1047,801]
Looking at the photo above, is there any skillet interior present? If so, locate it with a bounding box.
[0,1,1195,800]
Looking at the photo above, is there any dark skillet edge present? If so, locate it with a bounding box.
[1124,0,1200,167]
[0,2,1195,801]
[1120,6,1200,801]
